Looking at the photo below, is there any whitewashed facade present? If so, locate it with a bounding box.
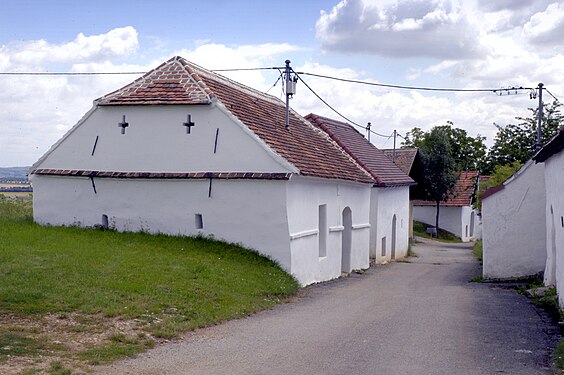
[305,114,414,265]
[370,186,411,261]
[30,57,375,286]
[481,161,546,279]
[533,129,564,304]
[413,205,478,242]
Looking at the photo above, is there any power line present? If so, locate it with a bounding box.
[265,70,283,95]
[0,71,146,76]
[211,67,282,72]
[544,88,561,103]
[295,71,534,93]
[292,69,392,138]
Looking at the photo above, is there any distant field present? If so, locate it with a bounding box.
[0,183,30,188]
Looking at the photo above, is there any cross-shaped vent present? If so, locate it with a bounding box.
[118,115,129,135]
[183,114,195,134]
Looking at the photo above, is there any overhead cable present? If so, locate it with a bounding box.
[294,71,534,93]
[0,71,146,76]
[544,88,561,104]
[293,69,393,138]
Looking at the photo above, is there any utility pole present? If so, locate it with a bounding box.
[536,82,544,152]
[392,129,397,160]
[284,60,299,131]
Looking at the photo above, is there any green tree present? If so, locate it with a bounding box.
[418,127,458,232]
[485,100,563,173]
[403,122,486,172]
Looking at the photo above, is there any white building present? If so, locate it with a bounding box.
[30,56,376,286]
[413,171,480,242]
[481,161,546,279]
[382,148,421,240]
[533,127,564,303]
[306,114,414,263]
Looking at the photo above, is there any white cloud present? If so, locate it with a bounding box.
[0,36,303,166]
[0,27,144,166]
[523,2,564,46]
[174,42,303,92]
[288,62,513,150]
[316,0,484,59]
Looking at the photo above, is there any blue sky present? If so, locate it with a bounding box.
[1,0,563,166]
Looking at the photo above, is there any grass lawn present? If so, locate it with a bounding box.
[0,196,299,374]
[413,221,462,243]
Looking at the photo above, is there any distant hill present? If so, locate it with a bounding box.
[0,167,30,182]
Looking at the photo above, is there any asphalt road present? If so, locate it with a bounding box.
[98,238,559,375]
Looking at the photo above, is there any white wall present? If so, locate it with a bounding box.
[543,151,564,306]
[31,175,293,271]
[414,205,459,238]
[34,104,293,174]
[370,186,410,262]
[31,103,375,286]
[413,204,478,242]
[482,162,546,279]
[286,176,371,285]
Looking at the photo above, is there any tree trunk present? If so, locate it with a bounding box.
[435,201,440,236]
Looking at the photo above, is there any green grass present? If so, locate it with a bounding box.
[0,197,300,369]
[413,221,462,243]
[472,240,483,262]
[556,340,564,371]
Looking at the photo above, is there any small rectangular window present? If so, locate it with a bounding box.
[101,214,109,229]
[381,236,387,257]
[318,204,327,257]
[195,214,204,229]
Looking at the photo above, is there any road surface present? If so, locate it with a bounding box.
[97,237,558,374]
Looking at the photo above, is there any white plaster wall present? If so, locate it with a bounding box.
[370,186,410,262]
[543,151,564,306]
[413,205,463,239]
[31,175,293,272]
[459,206,474,242]
[286,176,371,285]
[34,104,293,173]
[482,162,546,279]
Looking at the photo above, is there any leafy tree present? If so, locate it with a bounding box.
[403,122,486,172]
[418,127,458,232]
[402,127,425,148]
[485,100,563,173]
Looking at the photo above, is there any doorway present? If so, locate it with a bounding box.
[391,214,397,260]
[341,207,352,273]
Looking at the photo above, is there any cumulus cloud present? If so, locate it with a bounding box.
[316,0,484,59]
[174,42,303,92]
[287,62,528,150]
[476,0,535,13]
[0,36,303,166]
[524,2,564,46]
[1,26,138,69]
[0,27,143,166]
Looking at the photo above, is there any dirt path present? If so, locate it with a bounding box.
[96,238,558,374]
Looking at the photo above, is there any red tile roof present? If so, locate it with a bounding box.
[92,57,373,184]
[413,170,478,207]
[305,114,414,187]
[381,148,418,175]
[98,60,212,105]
